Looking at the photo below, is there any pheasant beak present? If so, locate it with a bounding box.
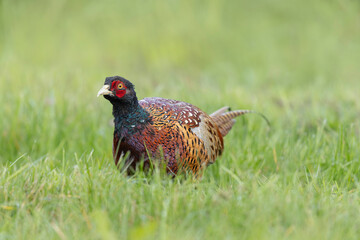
[97,85,114,97]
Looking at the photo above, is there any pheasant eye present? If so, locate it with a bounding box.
[118,83,124,89]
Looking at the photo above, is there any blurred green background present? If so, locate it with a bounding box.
[1,0,360,239]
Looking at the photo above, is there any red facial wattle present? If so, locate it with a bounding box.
[110,80,127,98]
[115,89,126,98]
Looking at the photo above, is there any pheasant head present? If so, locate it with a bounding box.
[97,76,137,105]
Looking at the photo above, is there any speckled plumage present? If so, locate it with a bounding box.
[98,76,261,176]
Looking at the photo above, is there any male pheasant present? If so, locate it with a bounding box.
[98,76,268,176]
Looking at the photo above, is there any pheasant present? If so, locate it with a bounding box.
[97,76,268,176]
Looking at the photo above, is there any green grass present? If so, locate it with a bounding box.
[1,0,360,239]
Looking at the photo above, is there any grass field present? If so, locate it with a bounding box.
[1,0,360,239]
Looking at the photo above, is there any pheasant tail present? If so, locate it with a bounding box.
[211,109,270,137]
[209,106,231,117]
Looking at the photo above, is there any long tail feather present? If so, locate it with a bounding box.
[210,106,231,117]
[211,109,270,137]
[218,119,236,136]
